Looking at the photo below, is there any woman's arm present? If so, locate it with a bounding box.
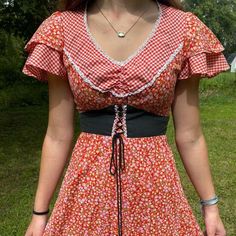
[171,76,216,202]
[33,73,75,212]
[171,76,226,235]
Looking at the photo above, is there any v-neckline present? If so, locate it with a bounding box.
[83,0,162,67]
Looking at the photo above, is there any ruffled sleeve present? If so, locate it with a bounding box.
[177,12,230,80]
[22,11,67,82]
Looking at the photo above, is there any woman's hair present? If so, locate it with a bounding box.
[58,0,184,11]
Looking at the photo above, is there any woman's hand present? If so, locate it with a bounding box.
[24,214,48,236]
[202,204,227,236]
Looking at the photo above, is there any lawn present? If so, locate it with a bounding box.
[0,72,235,235]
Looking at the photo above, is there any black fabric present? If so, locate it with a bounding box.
[79,104,169,137]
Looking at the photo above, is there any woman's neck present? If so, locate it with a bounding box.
[95,0,153,16]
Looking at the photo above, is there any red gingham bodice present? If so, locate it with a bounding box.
[22,2,230,116]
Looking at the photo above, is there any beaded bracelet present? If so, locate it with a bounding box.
[32,209,50,215]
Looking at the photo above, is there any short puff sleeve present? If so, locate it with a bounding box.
[22,11,67,82]
[177,12,230,80]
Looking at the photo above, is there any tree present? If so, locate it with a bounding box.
[0,0,57,39]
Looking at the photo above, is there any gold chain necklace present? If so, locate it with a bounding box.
[94,2,150,38]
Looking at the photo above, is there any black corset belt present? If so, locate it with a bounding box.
[79,104,169,236]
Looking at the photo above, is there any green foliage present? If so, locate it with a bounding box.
[0,29,25,88]
[0,81,48,109]
[0,0,58,89]
[0,0,57,38]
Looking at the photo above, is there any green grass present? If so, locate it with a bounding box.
[0,72,235,235]
[0,79,49,109]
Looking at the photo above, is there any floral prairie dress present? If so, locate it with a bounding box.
[22,1,230,235]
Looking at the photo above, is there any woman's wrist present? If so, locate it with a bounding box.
[202,203,219,212]
[199,195,219,216]
[201,204,220,219]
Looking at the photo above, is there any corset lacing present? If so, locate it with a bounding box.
[110,105,126,236]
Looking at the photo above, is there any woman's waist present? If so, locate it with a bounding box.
[79,104,170,138]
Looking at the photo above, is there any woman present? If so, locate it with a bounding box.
[22,0,230,235]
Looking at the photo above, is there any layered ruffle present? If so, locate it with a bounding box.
[22,11,67,81]
[23,44,67,81]
[177,12,230,80]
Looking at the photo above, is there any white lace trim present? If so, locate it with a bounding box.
[128,42,184,97]
[64,42,183,98]
[83,0,162,66]
[64,49,114,94]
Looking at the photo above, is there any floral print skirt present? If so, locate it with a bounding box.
[42,132,204,236]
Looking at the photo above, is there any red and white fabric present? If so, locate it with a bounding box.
[177,12,229,80]
[22,3,230,115]
[22,12,67,81]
